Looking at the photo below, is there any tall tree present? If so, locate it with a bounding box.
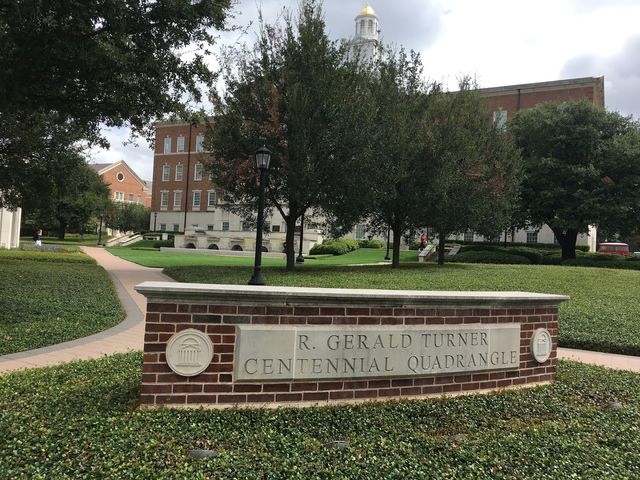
[510,100,640,260]
[358,50,431,268]
[0,0,233,206]
[205,1,369,270]
[424,81,522,264]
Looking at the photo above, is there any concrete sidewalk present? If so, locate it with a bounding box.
[2,247,640,374]
[0,247,173,373]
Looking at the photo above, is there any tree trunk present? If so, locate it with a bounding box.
[391,227,402,269]
[58,219,66,240]
[553,228,579,260]
[437,233,446,265]
[285,216,297,271]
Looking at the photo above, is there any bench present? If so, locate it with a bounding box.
[418,244,435,262]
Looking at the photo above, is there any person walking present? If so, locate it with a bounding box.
[33,228,42,248]
[419,232,427,251]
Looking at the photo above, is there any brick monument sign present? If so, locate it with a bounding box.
[135,282,567,408]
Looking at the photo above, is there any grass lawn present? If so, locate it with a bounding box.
[1,353,639,478]
[0,250,124,355]
[163,261,640,356]
[106,246,416,268]
[21,234,108,248]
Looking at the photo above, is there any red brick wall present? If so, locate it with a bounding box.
[101,166,152,208]
[152,123,216,212]
[140,301,558,407]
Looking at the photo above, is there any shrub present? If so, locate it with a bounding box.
[449,250,532,264]
[358,239,384,249]
[310,238,360,255]
[459,245,542,264]
[153,239,174,248]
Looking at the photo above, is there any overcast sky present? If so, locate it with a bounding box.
[91,0,640,181]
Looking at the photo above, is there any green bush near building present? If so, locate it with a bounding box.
[0,250,124,355]
[309,238,361,255]
[1,354,639,478]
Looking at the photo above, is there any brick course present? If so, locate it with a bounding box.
[138,289,561,408]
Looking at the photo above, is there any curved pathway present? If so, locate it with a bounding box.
[0,247,173,373]
[1,248,640,373]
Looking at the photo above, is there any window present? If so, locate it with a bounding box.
[175,164,183,181]
[114,191,124,201]
[355,224,366,240]
[128,193,134,202]
[192,191,201,209]
[177,136,185,152]
[493,110,507,130]
[207,224,214,231]
[526,231,538,244]
[368,19,373,34]
[137,195,142,204]
[173,191,182,209]
[116,172,124,182]
[207,191,216,208]
[464,231,474,242]
[194,163,203,181]
[196,134,205,152]
[163,136,171,154]
[222,221,229,231]
[191,224,199,229]
[241,221,252,232]
[160,191,169,208]
[159,223,166,231]
[272,224,281,233]
[162,164,170,181]
[173,224,180,232]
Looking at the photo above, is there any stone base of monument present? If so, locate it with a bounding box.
[134,282,567,409]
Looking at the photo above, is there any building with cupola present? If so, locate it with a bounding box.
[148,4,601,253]
[348,5,381,64]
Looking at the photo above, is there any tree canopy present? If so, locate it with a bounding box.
[205,1,369,270]
[511,100,640,259]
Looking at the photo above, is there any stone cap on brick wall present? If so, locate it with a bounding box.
[135,282,569,308]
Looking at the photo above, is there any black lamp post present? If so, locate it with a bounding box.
[153,212,158,231]
[296,211,305,263]
[384,226,391,260]
[248,144,271,286]
[97,211,104,246]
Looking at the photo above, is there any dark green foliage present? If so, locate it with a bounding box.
[357,239,385,249]
[106,203,151,233]
[459,245,543,264]
[511,100,640,260]
[0,250,123,354]
[153,239,175,249]
[449,250,532,265]
[309,238,360,255]
[1,356,640,478]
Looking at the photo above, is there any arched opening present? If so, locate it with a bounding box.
[207,244,219,250]
[368,19,373,34]
[185,243,196,249]
[261,246,268,253]
[231,244,243,251]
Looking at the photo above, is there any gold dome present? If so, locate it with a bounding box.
[358,5,377,17]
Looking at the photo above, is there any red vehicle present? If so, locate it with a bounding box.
[597,242,630,255]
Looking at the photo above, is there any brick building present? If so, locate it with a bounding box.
[151,121,319,252]
[447,76,604,250]
[90,160,152,208]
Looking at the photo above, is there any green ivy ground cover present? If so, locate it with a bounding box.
[0,250,124,355]
[165,263,640,356]
[0,353,639,479]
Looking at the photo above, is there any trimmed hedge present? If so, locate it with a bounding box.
[357,239,385,249]
[1,356,640,478]
[449,250,532,265]
[310,238,360,256]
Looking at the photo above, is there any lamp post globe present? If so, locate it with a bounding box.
[249,144,272,286]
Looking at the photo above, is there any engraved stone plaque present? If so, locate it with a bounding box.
[166,329,214,377]
[235,324,521,381]
[531,328,552,363]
